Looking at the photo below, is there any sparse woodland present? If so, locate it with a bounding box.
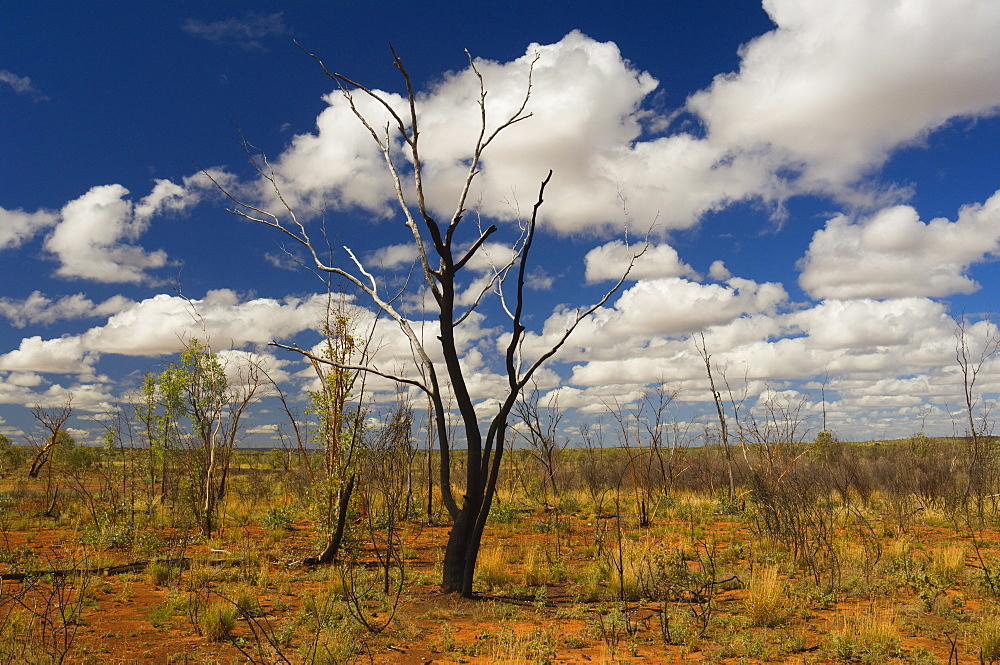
[4,46,1000,665]
[3,419,1000,663]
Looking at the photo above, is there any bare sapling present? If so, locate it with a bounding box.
[695,332,736,503]
[954,315,1000,521]
[26,401,73,479]
[341,391,414,633]
[605,384,683,528]
[514,381,566,505]
[26,401,74,517]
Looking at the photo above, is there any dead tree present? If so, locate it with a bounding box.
[215,46,643,597]
[27,401,73,479]
[954,315,1000,518]
[514,381,565,503]
[695,332,736,502]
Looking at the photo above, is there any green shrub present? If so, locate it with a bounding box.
[262,506,295,531]
[145,562,172,587]
[0,435,26,476]
[488,500,519,524]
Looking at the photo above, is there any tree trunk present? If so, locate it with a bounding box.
[28,440,56,478]
[441,498,482,595]
[311,474,356,565]
[441,426,505,596]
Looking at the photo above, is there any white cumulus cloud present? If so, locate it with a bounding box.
[260,12,1000,238]
[45,184,170,283]
[261,32,778,233]
[798,190,1000,299]
[585,241,696,283]
[688,0,1000,190]
[0,290,331,374]
[42,172,218,284]
[0,292,134,328]
[0,206,58,249]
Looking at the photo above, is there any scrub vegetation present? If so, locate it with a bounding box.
[3,416,1000,663]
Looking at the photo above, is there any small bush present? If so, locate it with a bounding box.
[83,521,135,551]
[0,437,27,476]
[488,501,519,524]
[262,506,295,531]
[229,584,264,617]
[146,562,172,587]
[569,562,607,602]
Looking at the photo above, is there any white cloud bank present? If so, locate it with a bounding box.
[260,3,1000,234]
[585,241,696,283]
[263,31,774,231]
[0,292,134,328]
[0,290,329,375]
[799,190,1000,299]
[689,0,1000,190]
[0,171,223,285]
[6,4,1000,439]
[235,7,1000,438]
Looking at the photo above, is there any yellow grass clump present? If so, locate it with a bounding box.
[476,546,515,591]
[744,565,784,627]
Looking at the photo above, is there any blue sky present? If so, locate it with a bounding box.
[2,1,1000,445]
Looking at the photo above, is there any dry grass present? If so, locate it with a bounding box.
[606,539,650,601]
[744,565,784,627]
[199,602,237,642]
[977,614,1000,662]
[522,548,546,587]
[828,605,901,662]
[930,544,967,583]
[476,546,515,591]
[5,441,1000,663]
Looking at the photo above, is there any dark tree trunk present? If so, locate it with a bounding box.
[312,474,356,565]
[441,493,490,596]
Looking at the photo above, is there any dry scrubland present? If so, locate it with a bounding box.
[4,435,1000,663]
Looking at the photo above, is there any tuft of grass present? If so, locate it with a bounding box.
[227,584,264,617]
[605,540,646,601]
[145,561,172,587]
[978,614,1000,662]
[486,627,559,664]
[573,562,608,602]
[744,566,784,627]
[476,546,515,591]
[523,549,546,588]
[930,544,967,584]
[826,606,900,664]
[199,602,237,642]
